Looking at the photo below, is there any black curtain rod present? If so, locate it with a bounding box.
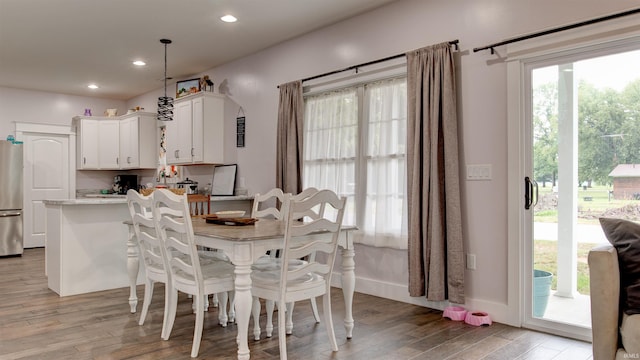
[473,8,640,54]
[287,40,459,86]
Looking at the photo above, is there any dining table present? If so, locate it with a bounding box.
[124,217,356,360]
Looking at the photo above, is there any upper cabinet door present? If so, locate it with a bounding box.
[98,120,120,169]
[191,96,204,163]
[119,116,139,169]
[200,94,225,164]
[79,119,99,169]
[167,100,193,164]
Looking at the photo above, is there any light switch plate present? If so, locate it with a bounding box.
[466,164,492,181]
[466,254,476,270]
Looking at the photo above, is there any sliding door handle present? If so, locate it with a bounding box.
[525,176,533,210]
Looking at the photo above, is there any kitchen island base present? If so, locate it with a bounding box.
[44,199,143,297]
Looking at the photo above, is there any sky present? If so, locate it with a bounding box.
[532,49,640,92]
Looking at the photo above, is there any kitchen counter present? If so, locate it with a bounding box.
[44,198,127,205]
[44,195,253,206]
[44,199,137,296]
[43,194,254,296]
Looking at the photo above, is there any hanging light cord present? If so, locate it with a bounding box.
[163,40,169,98]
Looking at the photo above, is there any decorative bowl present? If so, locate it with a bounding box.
[215,210,246,219]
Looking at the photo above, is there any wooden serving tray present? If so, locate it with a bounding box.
[205,216,258,226]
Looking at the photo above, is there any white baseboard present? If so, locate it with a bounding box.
[331,272,517,327]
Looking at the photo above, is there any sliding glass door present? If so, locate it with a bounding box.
[524,47,640,339]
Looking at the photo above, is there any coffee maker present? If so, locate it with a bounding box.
[114,175,138,195]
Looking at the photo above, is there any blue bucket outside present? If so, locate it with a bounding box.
[533,269,553,317]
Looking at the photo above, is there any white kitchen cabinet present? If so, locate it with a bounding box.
[119,113,157,169]
[191,96,205,162]
[75,112,158,170]
[165,92,227,165]
[98,120,120,168]
[77,118,119,169]
[119,116,137,168]
[166,100,194,164]
[78,118,99,169]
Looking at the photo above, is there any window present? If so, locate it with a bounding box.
[303,77,408,248]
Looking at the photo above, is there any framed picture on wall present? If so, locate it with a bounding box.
[176,78,201,98]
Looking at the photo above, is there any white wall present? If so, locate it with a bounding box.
[0,87,128,190]
[0,87,125,136]
[2,0,637,325]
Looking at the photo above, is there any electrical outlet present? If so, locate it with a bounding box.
[466,254,476,270]
[466,164,492,181]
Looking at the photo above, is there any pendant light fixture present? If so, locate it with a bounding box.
[157,38,173,121]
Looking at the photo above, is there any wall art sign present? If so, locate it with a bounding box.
[236,116,245,148]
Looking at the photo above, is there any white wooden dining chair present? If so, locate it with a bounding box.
[291,187,325,222]
[250,188,294,339]
[188,192,233,316]
[127,189,231,337]
[288,187,325,324]
[126,189,171,338]
[152,189,236,358]
[251,188,288,220]
[250,189,346,359]
[250,187,327,339]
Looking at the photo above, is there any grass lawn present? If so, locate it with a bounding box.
[534,239,595,295]
[530,185,637,296]
[535,184,640,224]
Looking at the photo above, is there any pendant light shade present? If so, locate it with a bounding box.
[157,39,173,121]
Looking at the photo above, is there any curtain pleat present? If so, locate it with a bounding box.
[276,81,304,195]
[406,42,464,304]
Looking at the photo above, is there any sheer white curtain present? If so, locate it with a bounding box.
[361,78,408,248]
[303,78,408,249]
[303,88,357,226]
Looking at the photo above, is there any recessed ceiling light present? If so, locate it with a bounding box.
[133,60,146,66]
[87,84,99,89]
[221,14,237,23]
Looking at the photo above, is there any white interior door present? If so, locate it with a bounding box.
[23,133,71,248]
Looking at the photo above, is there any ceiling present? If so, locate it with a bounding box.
[0,0,399,100]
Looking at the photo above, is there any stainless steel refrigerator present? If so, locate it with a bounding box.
[0,140,23,256]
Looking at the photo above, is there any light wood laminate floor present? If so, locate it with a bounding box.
[0,248,593,359]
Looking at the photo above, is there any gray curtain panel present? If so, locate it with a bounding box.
[406,42,465,304]
[276,80,304,195]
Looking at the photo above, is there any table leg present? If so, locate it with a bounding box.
[126,226,139,313]
[341,247,355,338]
[233,260,253,360]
